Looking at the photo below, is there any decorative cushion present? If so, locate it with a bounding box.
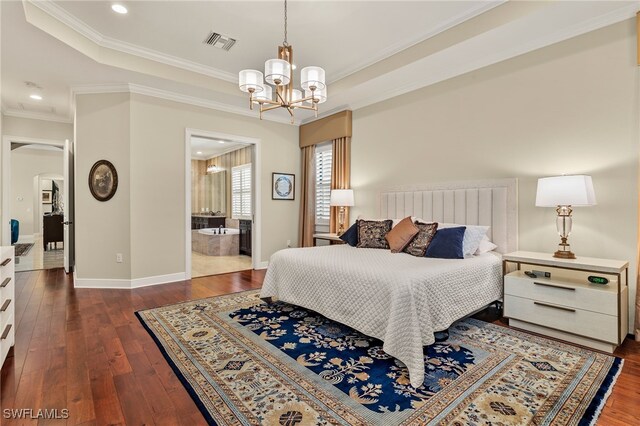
[403,221,438,257]
[356,219,393,249]
[475,235,498,255]
[439,223,489,257]
[339,223,359,247]
[425,226,466,259]
[385,216,419,253]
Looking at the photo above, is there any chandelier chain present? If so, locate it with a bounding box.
[283,0,288,46]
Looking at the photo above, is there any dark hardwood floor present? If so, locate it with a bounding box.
[1,268,639,425]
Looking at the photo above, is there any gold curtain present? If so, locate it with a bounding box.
[298,145,316,247]
[329,137,351,234]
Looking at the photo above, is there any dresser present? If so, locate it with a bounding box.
[503,251,628,353]
[1,246,15,366]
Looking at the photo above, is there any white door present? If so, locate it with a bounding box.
[63,139,74,273]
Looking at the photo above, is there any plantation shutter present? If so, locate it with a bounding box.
[315,144,332,224]
[232,164,252,219]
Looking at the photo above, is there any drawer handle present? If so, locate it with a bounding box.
[1,324,11,340]
[534,301,576,313]
[534,281,575,291]
[0,258,11,267]
[0,299,10,312]
[0,278,10,288]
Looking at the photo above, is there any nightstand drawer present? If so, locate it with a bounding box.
[504,295,618,343]
[504,274,617,315]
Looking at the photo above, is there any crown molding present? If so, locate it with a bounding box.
[28,0,237,83]
[1,108,73,124]
[71,83,299,125]
[328,0,506,84]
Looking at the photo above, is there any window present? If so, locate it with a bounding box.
[315,143,332,224]
[232,164,252,219]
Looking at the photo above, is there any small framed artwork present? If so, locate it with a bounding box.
[272,173,295,200]
[41,190,52,204]
[89,160,119,202]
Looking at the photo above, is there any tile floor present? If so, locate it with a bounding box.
[191,251,252,277]
[14,235,64,272]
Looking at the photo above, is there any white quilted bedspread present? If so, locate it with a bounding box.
[260,245,503,388]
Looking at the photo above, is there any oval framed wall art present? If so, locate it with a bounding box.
[89,160,118,202]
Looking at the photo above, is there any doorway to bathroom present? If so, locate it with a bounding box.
[187,131,257,278]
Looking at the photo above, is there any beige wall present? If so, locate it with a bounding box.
[127,94,298,279]
[2,115,73,141]
[75,93,131,280]
[351,20,639,330]
[10,147,63,236]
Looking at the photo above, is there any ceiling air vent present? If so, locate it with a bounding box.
[203,32,236,51]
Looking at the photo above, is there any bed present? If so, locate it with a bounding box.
[260,179,518,388]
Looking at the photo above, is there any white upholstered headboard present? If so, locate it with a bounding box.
[378,179,518,254]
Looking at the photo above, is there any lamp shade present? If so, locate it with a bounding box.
[305,86,327,104]
[301,66,326,90]
[253,84,272,103]
[330,189,354,207]
[265,59,291,85]
[291,89,302,103]
[535,175,597,207]
[238,69,264,93]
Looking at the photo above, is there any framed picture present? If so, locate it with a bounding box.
[41,190,52,204]
[272,172,295,200]
[89,160,119,202]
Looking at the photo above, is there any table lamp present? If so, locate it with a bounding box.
[535,175,596,259]
[330,189,354,236]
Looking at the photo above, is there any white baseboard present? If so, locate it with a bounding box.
[130,272,187,289]
[256,261,269,270]
[74,271,187,289]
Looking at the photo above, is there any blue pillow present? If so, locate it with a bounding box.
[425,226,466,259]
[339,223,358,247]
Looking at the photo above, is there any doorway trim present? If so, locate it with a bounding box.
[184,128,262,279]
[1,135,65,246]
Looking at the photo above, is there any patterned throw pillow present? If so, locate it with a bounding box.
[356,219,393,249]
[403,221,438,257]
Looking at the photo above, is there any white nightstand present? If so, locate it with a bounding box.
[502,251,629,353]
[312,233,346,246]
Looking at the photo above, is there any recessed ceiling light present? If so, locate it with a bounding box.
[196,151,203,155]
[29,94,43,101]
[111,4,128,14]
[218,141,225,144]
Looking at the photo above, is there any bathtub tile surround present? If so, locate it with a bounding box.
[192,228,240,256]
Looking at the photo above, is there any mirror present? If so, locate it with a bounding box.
[205,171,226,214]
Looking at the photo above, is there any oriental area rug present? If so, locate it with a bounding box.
[136,290,621,425]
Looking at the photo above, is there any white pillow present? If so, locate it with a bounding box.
[475,235,498,255]
[438,223,489,257]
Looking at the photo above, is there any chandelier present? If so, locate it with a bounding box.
[238,0,327,124]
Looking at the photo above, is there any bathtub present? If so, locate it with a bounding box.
[198,228,240,235]
[192,228,240,256]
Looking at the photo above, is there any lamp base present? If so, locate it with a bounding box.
[554,248,576,259]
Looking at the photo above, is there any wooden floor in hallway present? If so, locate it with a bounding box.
[1,267,639,425]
